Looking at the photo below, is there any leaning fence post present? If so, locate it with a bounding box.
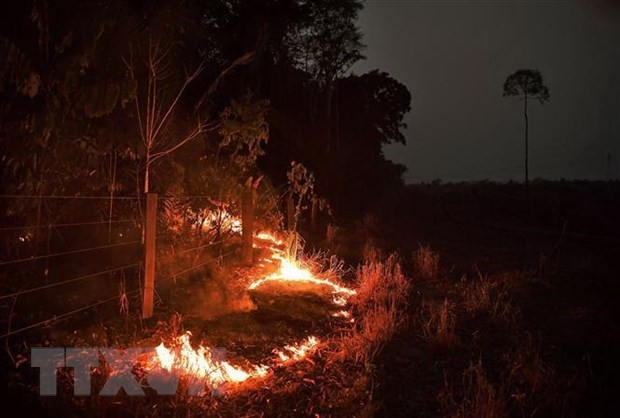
[142,192,157,319]
[241,180,254,265]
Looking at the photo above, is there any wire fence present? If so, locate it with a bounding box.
[0,193,243,341]
[0,219,138,232]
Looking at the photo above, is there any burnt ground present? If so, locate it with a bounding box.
[346,181,620,417]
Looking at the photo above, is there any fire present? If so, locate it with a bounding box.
[146,332,320,393]
[273,336,320,363]
[150,332,268,386]
[204,211,241,234]
[256,231,283,245]
[332,310,351,319]
[248,257,356,300]
[142,225,355,395]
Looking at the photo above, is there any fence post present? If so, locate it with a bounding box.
[241,182,254,265]
[142,192,157,319]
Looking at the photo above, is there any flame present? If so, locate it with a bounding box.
[332,310,351,319]
[146,332,320,393]
[247,229,356,308]
[273,336,320,363]
[248,257,356,299]
[150,332,267,386]
[256,231,283,246]
[332,295,348,306]
[332,310,355,323]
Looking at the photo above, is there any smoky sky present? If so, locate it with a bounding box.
[354,0,620,183]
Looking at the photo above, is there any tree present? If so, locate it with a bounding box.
[0,0,138,246]
[503,69,550,183]
[278,0,364,152]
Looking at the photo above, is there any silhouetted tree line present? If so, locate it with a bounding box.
[0,0,411,228]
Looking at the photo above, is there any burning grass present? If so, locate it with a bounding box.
[8,227,412,416]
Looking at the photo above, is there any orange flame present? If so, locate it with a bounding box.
[147,332,321,392]
[272,336,320,363]
[150,332,268,386]
[248,257,356,300]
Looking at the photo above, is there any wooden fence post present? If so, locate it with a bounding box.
[142,192,157,319]
[241,182,254,265]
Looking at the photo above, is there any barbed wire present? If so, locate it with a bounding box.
[0,194,140,200]
[0,219,139,232]
[0,249,237,340]
[169,249,236,281]
[0,288,142,340]
[0,240,141,267]
[0,262,140,301]
[173,238,235,255]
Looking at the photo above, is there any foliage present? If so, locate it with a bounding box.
[502,69,550,103]
[218,93,270,173]
[284,0,365,85]
[0,0,412,236]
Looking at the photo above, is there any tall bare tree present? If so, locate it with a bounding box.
[123,39,253,194]
[503,69,550,183]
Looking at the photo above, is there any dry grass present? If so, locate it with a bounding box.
[417,298,459,350]
[332,252,410,364]
[506,331,554,413]
[438,333,556,418]
[462,269,517,322]
[413,244,440,279]
[439,360,510,418]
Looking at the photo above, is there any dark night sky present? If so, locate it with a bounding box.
[354,0,620,183]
